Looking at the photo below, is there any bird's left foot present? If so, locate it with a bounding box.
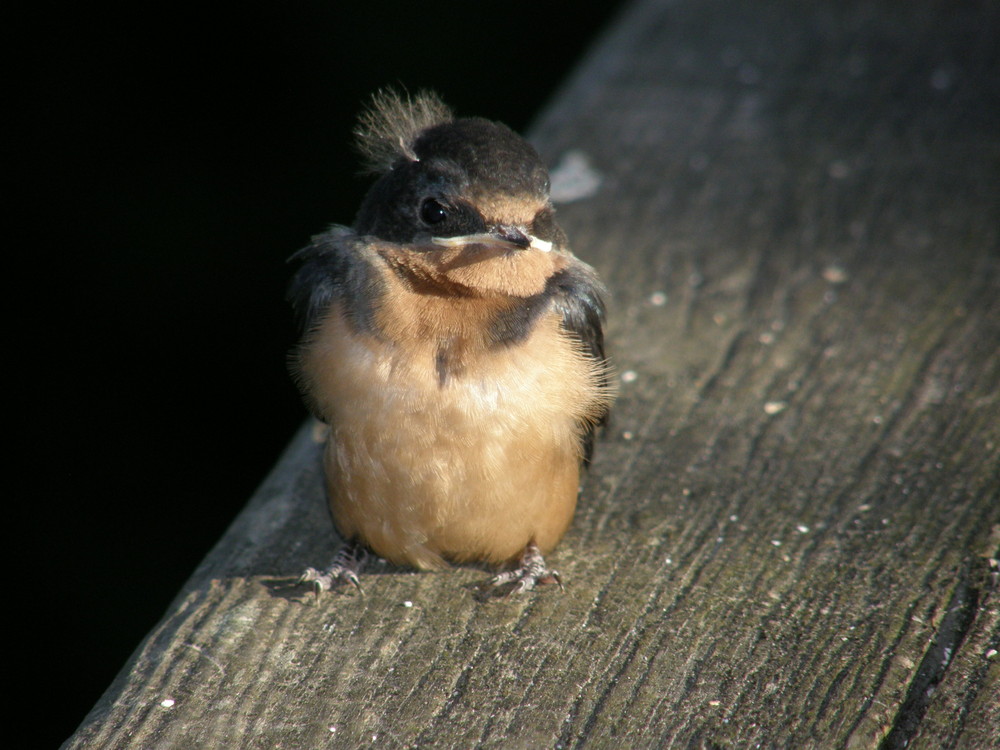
[482,542,563,596]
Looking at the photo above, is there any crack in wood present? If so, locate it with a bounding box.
[879,560,980,749]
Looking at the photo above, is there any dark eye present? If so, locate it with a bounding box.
[420,198,448,225]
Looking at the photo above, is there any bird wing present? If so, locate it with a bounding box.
[546,260,612,464]
[287,225,382,339]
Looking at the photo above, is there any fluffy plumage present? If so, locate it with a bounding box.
[353,89,453,173]
[289,90,612,595]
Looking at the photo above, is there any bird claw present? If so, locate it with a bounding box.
[297,544,367,599]
[481,542,563,597]
[297,567,363,595]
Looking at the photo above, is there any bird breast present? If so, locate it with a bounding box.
[297,262,606,569]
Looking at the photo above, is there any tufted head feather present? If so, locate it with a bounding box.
[354,89,454,174]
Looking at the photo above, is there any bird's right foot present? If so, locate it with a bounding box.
[298,542,368,598]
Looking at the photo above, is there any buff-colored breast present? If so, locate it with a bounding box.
[299,294,606,570]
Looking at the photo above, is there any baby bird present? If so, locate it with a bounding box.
[289,90,612,595]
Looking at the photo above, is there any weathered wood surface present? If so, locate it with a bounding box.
[68,0,999,747]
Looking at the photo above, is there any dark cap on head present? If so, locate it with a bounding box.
[412,118,550,203]
[351,90,556,245]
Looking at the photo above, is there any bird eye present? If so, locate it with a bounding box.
[420,198,448,225]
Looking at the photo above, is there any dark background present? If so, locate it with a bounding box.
[15,3,626,744]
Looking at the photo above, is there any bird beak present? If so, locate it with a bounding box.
[490,225,554,253]
[431,227,553,253]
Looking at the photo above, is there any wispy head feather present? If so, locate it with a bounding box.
[354,89,454,173]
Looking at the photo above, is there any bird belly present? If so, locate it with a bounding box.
[301,309,599,570]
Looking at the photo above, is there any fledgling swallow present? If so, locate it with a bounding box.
[289,90,613,596]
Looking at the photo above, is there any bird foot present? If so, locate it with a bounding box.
[482,542,563,596]
[298,542,368,598]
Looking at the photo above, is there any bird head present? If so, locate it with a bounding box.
[351,90,567,263]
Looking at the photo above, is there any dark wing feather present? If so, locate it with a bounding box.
[287,226,384,422]
[546,261,611,465]
[287,225,382,338]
